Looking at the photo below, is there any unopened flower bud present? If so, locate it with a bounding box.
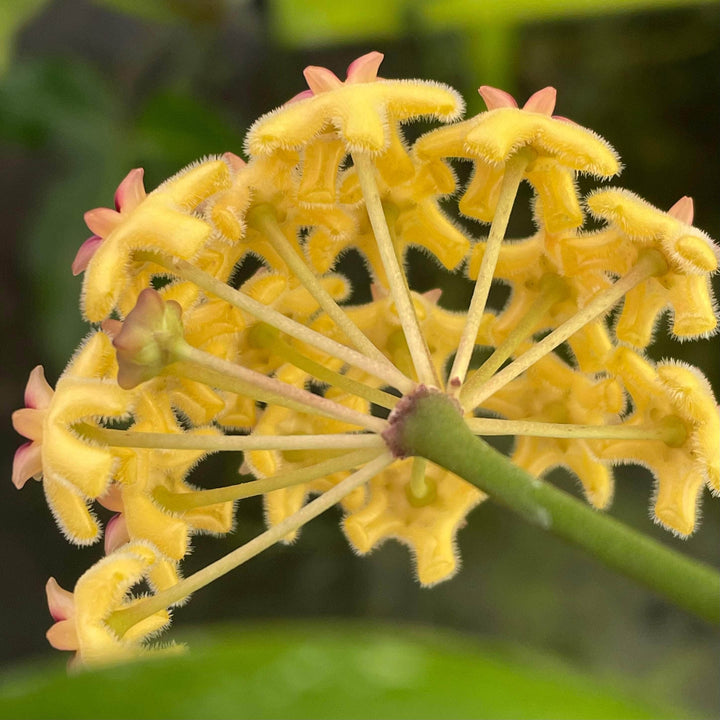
[107,289,186,389]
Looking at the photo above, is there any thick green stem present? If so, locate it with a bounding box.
[393,389,719,624]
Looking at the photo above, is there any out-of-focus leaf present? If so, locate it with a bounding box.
[0,58,117,149]
[0,0,51,76]
[90,0,182,23]
[91,0,232,24]
[0,623,689,719]
[134,90,245,171]
[1,58,128,369]
[269,0,407,46]
[421,0,717,25]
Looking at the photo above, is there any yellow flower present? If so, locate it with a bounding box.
[12,333,136,544]
[81,158,234,322]
[45,541,181,669]
[482,353,624,509]
[601,348,718,535]
[573,190,719,346]
[343,459,484,586]
[106,394,234,560]
[245,51,463,156]
[467,232,614,373]
[414,85,620,230]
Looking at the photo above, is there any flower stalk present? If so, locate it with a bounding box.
[461,248,669,409]
[449,149,533,392]
[106,452,394,638]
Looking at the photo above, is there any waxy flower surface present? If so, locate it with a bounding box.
[11,52,719,666]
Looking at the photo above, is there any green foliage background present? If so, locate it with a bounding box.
[0,1,718,717]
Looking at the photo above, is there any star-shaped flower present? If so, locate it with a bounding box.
[245,51,463,156]
[72,169,147,276]
[414,86,619,232]
[600,348,718,535]
[11,366,54,489]
[12,333,137,544]
[45,542,181,668]
[568,191,720,346]
[343,459,484,586]
[80,158,234,322]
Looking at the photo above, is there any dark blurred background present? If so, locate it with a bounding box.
[1,0,718,715]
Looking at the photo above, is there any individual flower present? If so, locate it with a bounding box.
[414,85,620,231]
[45,541,181,668]
[104,394,234,560]
[11,366,54,489]
[72,168,147,276]
[80,158,235,322]
[245,51,463,156]
[343,458,484,586]
[600,348,719,535]
[481,353,624,509]
[12,333,137,544]
[581,190,719,346]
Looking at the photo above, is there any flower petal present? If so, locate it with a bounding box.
[668,195,694,224]
[12,441,43,489]
[46,577,75,621]
[24,365,54,410]
[303,65,343,94]
[72,236,103,276]
[478,85,517,110]
[104,514,131,554]
[46,618,78,651]
[346,51,384,83]
[84,207,122,238]
[114,168,146,212]
[523,86,557,115]
[12,407,43,441]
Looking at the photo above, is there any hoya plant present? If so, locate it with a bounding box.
[11,52,718,668]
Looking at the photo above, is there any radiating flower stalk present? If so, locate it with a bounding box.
[11,52,720,668]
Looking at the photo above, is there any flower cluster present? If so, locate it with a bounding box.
[12,52,719,667]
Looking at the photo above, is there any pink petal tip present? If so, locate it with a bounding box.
[346,51,384,83]
[523,87,557,115]
[46,577,75,622]
[12,442,42,489]
[24,365,54,409]
[668,196,694,224]
[72,235,103,276]
[478,86,517,110]
[303,65,343,95]
[115,168,146,212]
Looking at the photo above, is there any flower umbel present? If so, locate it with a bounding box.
[12,53,720,665]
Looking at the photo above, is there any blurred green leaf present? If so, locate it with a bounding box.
[91,0,234,24]
[134,90,245,170]
[269,0,407,46]
[90,0,183,23]
[0,0,51,76]
[0,57,118,149]
[421,0,718,25]
[0,623,689,719]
